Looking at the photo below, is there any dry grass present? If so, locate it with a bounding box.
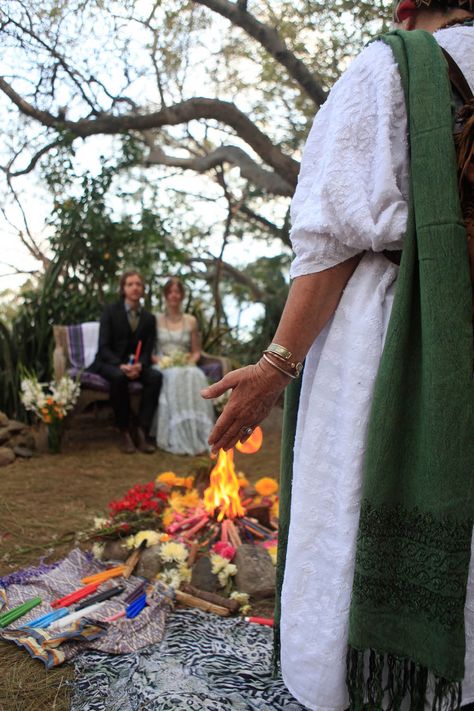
[0,408,282,711]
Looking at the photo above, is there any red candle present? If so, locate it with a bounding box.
[244,616,274,627]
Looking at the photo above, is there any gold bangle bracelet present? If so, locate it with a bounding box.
[266,343,292,360]
[262,353,296,379]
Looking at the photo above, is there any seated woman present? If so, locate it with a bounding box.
[150,277,215,455]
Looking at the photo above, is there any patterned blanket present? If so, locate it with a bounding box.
[0,549,172,666]
[72,609,306,711]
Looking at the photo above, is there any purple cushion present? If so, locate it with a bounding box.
[69,368,110,392]
[68,368,143,394]
[198,362,223,383]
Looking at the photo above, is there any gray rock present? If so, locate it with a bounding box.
[0,412,9,427]
[7,420,27,435]
[13,445,33,458]
[10,431,36,450]
[191,555,219,592]
[234,544,276,599]
[0,447,15,467]
[135,544,163,579]
[100,540,129,561]
[0,427,10,445]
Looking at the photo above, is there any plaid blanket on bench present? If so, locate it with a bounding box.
[66,323,142,394]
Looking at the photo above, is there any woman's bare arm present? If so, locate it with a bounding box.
[189,315,201,364]
[202,255,360,453]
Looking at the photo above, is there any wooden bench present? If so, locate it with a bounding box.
[53,323,231,416]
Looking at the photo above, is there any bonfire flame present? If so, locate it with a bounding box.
[203,448,245,521]
[203,427,263,522]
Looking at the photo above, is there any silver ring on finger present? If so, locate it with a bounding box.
[240,426,253,437]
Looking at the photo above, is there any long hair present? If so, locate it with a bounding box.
[163,276,185,299]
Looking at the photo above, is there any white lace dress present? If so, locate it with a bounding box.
[280,27,474,711]
[150,319,215,456]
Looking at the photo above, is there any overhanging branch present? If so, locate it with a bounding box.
[0,77,300,184]
[192,0,327,107]
[146,143,295,194]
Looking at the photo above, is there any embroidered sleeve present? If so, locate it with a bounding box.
[290,41,409,278]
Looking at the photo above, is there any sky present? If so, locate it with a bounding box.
[0,2,291,320]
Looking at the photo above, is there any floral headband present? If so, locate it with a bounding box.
[394,0,474,22]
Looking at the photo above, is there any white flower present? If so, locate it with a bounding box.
[20,374,80,416]
[93,517,108,530]
[133,531,162,548]
[210,553,229,573]
[217,564,237,588]
[211,553,237,587]
[158,569,182,590]
[159,541,188,564]
[177,563,192,584]
[50,376,81,410]
[230,591,249,606]
[230,591,251,614]
[91,542,105,560]
[20,377,46,413]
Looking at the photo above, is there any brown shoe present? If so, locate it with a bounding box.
[119,430,136,454]
[135,427,156,454]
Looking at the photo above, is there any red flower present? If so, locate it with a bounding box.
[213,541,236,561]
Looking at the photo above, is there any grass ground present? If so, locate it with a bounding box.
[0,407,282,711]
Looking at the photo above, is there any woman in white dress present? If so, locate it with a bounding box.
[150,277,215,455]
[202,4,474,710]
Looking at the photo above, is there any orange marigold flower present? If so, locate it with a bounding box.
[255,477,279,497]
[156,471,178,486]
[161,508,175,528]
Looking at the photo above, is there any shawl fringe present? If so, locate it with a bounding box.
[346,647,462,711]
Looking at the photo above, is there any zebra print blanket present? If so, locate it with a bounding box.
[71,609,306,711]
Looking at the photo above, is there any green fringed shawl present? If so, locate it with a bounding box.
[275,30,474,709]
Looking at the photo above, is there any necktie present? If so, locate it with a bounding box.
[129,309,139,332]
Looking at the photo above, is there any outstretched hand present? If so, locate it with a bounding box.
[201,359,290,454]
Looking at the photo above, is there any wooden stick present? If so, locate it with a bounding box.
[187,541,199,567]
[226,520,242,548]
[181,584,240,613]
[174,590,230,617]
[122,540,147,579]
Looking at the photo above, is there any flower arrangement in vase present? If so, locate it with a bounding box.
[20,374,81,453]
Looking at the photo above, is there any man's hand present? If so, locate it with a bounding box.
[201,359,290,454]
[120,363,142,379]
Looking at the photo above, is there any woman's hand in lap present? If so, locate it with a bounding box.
[201,359,290,454]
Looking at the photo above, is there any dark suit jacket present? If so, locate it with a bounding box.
[90,301,156,370]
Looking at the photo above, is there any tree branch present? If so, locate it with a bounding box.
[196,257,265,302]
[192,0,327,107]
[4,138,63,177]
[146,143,295,194]
[237,204,291,246]
[0,77,300,184]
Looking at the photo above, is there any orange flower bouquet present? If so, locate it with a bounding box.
[20,374,81,453]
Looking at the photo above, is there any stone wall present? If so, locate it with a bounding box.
[0,412,35,467]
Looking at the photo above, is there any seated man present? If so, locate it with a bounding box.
[89,269,162,453]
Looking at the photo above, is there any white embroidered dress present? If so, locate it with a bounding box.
[280,26,474,711]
